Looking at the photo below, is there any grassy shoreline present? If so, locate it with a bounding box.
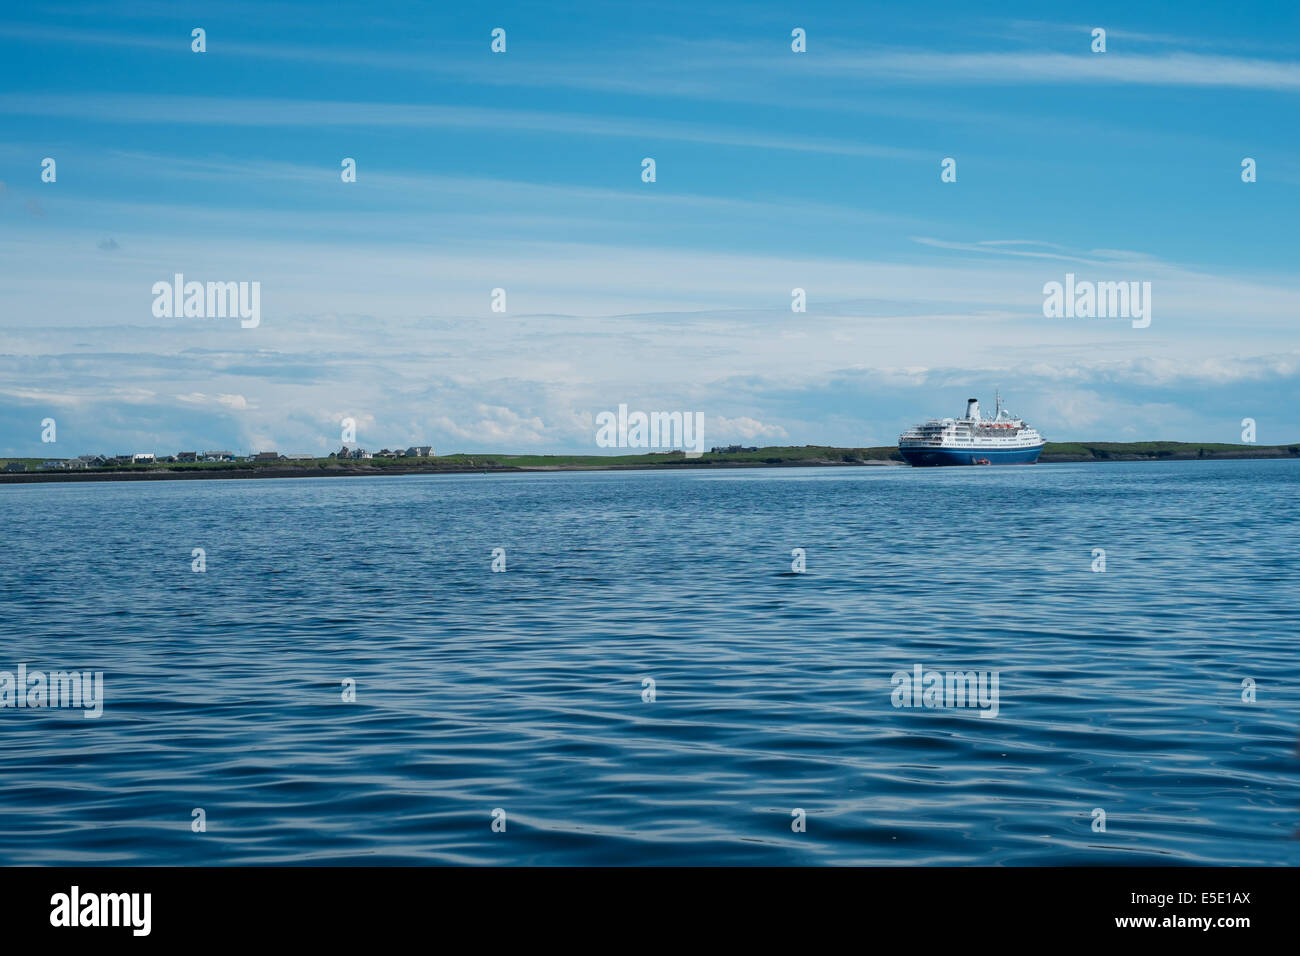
[1,441,1297,484]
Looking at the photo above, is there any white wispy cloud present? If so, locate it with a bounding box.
[7,23,1298,94]
[803,50,1300,90]
[0,92,924,159]
[175,392,255,410]
[712,416,789,441]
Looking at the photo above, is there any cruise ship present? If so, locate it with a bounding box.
[898,394,1045,466]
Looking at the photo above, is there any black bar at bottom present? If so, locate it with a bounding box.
[0,866,1276,942]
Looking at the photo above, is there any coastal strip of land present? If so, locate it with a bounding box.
[1,441,1296,484]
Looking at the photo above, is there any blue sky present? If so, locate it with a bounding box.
[1,0,1297,455]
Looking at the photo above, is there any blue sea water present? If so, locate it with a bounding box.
[0,460,1297,865]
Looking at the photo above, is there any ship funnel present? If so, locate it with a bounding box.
[966,398,980,420]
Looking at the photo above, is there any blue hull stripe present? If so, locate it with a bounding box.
[899,445,1044,466]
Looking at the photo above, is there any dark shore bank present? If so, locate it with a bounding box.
[1,441,1296,484]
